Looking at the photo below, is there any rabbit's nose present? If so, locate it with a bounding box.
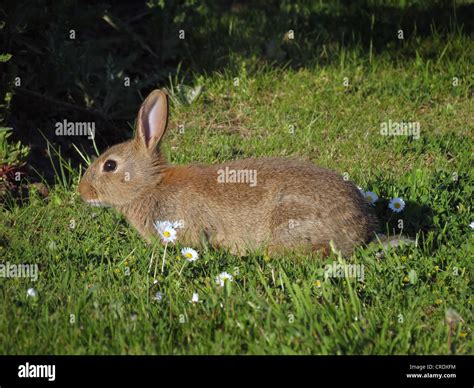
[78,180,98,201]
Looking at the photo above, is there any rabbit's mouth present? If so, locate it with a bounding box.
[78,180,112,207]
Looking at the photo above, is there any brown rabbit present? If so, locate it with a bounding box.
[78,90,378,257]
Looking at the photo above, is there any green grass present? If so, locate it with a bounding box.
[1,29,473,355]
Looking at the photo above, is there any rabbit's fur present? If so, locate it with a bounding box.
[79,90,378,257]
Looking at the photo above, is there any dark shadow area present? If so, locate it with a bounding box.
[367,163,470,253]
[0,0,473,188]
[375,199,434,238]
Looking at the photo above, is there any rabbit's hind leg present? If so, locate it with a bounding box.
[267,219,332,259]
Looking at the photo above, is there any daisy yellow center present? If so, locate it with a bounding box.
[185,253,193,259]
[394,203,401,208]
[163,231,171,237]
[367,195,373,201]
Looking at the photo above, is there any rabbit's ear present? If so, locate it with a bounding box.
[135,90,169,152]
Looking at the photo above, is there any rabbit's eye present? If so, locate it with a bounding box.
[103,159,117,172]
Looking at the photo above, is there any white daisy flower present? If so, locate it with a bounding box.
[154,292,164,302]
[160,227,176,243]
[190,292,199,304]
[364,191,378,205]
[215,272,233,287]
[181,247,199,262]
[389,197,405,213]
[470,221,474,229]
[154,221,177,244]
[27,288,37,298]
